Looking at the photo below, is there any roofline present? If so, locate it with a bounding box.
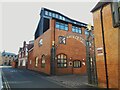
[28,47,34,52]
[91,2,111,12]
[41,7,89,27]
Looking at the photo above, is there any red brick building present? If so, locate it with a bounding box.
[27,41,34,70]
[18,41,28,68]
[28,8,93,75]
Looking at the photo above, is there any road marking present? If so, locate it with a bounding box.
[1,69,11,90]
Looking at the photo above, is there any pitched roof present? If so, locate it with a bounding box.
[91,0,112,12]
[2,51,16,56]
[27,44,34,51]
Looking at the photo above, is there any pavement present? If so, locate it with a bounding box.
[46,74,94,88]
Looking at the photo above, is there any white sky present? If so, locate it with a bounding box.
[0,0,99,54]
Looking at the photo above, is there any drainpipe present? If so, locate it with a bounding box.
[100,6,109,89]
[51,19,56,75]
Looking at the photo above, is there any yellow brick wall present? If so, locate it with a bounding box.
[92,4,119,88]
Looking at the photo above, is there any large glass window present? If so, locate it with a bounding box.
[65,24,68,31]
[60,23,65,30]
[73,60,82,68]
[35,57,38,67]
[55,21,68,31]
[55,22,60,29]
[57,54,67,68]
[72,26,82,34]
[41,55,45,68]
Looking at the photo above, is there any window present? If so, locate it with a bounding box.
[45,11,48,15]
[41,55,45,68]
[39,39,43,46]
[72,26,76,32]
[60,23,65,30]
[56,22,60,29]
[59,36,66,44]
[56,14,59,18]
[30,60,32,64]
[49,12,52,16]
[85,30,89,35]
[59,15,63,20]
[57,54,67,68]
[111,1,120,27]
[73,60,82,68]
[35,57,38,67]
[63,17,65,21]
[65,24,68,31]
[55,21,68,31]
[52,13,55,17]
[72,26,82,34]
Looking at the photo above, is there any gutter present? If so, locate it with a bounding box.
[100,6,109,89]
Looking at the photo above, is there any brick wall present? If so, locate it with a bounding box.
[92,4,119,88]
[29,19,87,75]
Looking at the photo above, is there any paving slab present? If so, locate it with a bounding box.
[46,74,93,88]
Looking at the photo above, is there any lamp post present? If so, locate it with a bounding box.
[50,41,56,75]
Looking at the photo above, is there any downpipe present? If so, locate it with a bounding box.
[100,7,109,89]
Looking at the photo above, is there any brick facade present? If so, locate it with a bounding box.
[91,2,119,88]
[28,18,88,75]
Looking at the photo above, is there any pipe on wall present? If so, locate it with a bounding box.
[100,6,109,89]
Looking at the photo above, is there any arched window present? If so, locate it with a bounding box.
[35,57,38,67]
[41,55,45,68]
[57,54,67,68]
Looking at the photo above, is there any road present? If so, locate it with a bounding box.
[1,67,64,89]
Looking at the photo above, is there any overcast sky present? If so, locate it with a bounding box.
[0,1,99,54]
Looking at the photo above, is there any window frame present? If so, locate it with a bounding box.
[41,55,46,68]
[45,11,48,16]
[35,57,39,67]
[59,36,66,44]
[57,54,67,68]
[72,26,82,34]
[73,60,82,68]
[55,21,68,31]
